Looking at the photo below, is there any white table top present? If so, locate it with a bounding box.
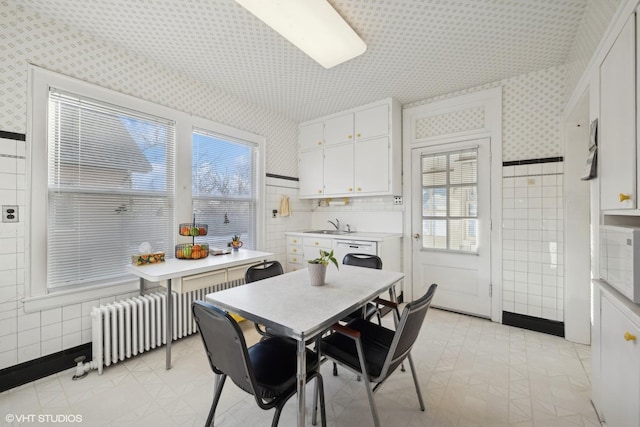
[127,249,274,282]
[206,265,404,340]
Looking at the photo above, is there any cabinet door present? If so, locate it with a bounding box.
[355,104,389,140]
[324,113,354,146]
[600,14,636,210]
[299,122,324,151]
[299,149,324,197]
[354,136,389,194]
[324,144,354,195]
[600,294,640,426]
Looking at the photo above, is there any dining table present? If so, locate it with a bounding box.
[205,264,404,427]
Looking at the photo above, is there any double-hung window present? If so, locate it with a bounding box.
[27,67,264,309]
[45,90,175,291]
[192,129,257,250]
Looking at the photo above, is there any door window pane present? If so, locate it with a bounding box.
[420,147,478,252]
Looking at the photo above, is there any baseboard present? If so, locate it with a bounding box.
[0,344,92,393]
[502,311,565,337]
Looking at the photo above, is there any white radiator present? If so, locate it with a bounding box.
[90,279,244,374]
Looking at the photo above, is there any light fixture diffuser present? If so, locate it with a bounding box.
[235,0,367,69]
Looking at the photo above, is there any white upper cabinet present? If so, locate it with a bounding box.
[297,98,401,199]
[324,113,354,146]
[355,104,389,140]
[599,13,636,211]
[299,121,324,151]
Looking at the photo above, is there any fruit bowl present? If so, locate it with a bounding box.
[179,223,208,236]
[175,243,209,259]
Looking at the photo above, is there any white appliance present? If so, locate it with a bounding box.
[600,225,640,303]
[333,239,378,264]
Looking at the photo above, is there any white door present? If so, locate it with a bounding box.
[411,138,492,317]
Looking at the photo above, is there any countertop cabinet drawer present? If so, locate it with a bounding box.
[174,270,227,293]
[303,237,333,249]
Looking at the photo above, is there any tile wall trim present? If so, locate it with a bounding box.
[265,173,298,181]
[0,131,26,141]
[502,311,565,337]
[503,156,563,167]
[0,343,92,393]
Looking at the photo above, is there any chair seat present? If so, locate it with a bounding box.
[320,318,395,378]
[340,302,379,324]
[247,336,320,398]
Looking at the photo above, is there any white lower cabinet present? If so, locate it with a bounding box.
[286,235,303,272]
[593,281,640,426]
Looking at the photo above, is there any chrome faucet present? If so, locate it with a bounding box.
[328,218,340,231]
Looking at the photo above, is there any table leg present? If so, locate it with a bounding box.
[297,338,307,427]
[166,278,173,370]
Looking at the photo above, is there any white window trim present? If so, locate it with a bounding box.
[24,65,265,312]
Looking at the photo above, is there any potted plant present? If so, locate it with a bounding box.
[307,249,339,286]
[230,234,243,251]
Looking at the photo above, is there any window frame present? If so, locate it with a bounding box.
[25,66,265,312]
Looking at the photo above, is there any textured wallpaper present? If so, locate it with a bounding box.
[405,65,566,162]
[0,1,299,177]
[564,0,622,102]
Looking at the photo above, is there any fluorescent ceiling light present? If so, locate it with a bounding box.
[235,0,367,69]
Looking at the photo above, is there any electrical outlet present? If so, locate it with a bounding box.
[393,196,403,205]
[2,205,18,223]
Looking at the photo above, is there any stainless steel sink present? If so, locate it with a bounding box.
[303,230,347,235]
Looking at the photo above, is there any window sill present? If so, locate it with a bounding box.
[23,279,141,313]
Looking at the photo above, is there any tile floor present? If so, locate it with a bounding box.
[0,308,600,426]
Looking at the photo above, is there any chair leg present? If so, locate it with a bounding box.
[207,373,227,427]
[271,404,285,427]
[354,338,380,427]
[312,374,327,427]
[333,361,338,376]
[407,354,425,411]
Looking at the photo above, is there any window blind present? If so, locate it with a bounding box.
[47,90,175,290]
[192,129,257,250]
[421,147,478,252]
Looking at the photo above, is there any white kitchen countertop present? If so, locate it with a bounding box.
[286,230,402,241]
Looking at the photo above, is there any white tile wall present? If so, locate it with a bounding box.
[503,162,564,322]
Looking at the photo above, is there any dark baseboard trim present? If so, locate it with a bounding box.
[0,130,26,141]
[0,343,92,393]
[503,157,563,167]
[266,173,299,181]
[502,311,565,337]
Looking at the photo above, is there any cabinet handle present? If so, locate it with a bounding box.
[348,187,353,191]
[356,133,361,138]
[357,187,362,191]
[315,241,319,245]
[292,248,297,253]
[318,189,323,194]
[317,141,322,145]
[348,135,352,139]
[292,257,297,262]
[292,239,297,243]
[620,193,632,202]
[624,331,636,341]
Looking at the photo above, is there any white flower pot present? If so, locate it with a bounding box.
[307,263,327,286]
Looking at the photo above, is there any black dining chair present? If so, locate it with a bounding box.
[332,253,384,376]
[245,260,284,337]
[192,300,326,427]
[320,283,438,427]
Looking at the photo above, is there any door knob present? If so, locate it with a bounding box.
[413,233,420,240]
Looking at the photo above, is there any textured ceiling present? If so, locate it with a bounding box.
[12,0,587,122]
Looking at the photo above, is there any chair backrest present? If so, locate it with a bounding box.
[192,300,257,396]
[342,253,383,270]
[383,284,437,377]
[245,260,284,283]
